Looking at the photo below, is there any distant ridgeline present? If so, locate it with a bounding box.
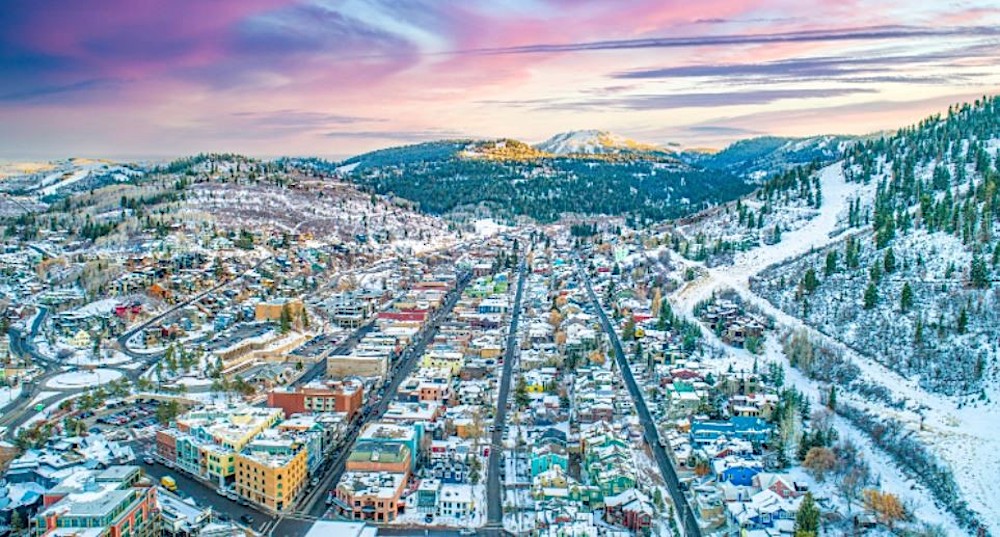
[326,130,852,224]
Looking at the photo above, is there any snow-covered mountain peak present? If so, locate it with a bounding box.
[535,130,662,155]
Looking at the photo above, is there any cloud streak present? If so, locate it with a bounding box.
[458,25,1000,56]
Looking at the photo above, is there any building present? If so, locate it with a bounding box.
[357,422,423,471]
[235,435,308,512]
[326,353,388,378]
[158,489,211,537]
[437,484,474,519]
[255,298,304,322]
[332,472,407,523]
[267,380,364,419]
[346,442,412,474]
[33,466,158,537]
[157,405,283,486]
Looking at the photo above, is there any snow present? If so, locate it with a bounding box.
[46,369,123,389]
[67,298,120,317]
[335,162,359,174]
[664,159,992,535]
[31,391,59,404]
[0,386,23,407]
[473,218,510,238]
[535,130,661,155]
[63,349,134,367]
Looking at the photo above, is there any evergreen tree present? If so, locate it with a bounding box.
[957,307,968,334]
[514,376,530,408]
[900,282,914,312]
[970,254,990,288]
[863,282,878,309]
[827,385,837,411]
[794,493,820,537]
[883,247,896,273]
[279,303,292,334]
[824,250,838,276]
[802,269,820,294]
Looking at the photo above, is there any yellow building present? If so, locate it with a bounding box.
[235,437,308,512]
[70,330,92,349]
[420,350,463,374]
[174,406,284,484]
[255,298,304,322]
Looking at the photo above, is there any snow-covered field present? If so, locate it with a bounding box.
[46,369,123,389]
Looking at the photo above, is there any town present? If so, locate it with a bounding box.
[0,192,923,537]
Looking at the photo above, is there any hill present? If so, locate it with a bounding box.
[334,136,746,223]
[679,135,855,181]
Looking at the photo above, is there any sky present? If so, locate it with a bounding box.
[2,0,1000,160]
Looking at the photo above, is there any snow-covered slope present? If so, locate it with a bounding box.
[0,158,143,199]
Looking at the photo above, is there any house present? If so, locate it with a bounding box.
[70,329,92,349]
[713,457,763,487]
[728,488,802,531]
[690,416,772,445]
[437,483,474,519]
[530,448,569,478]
[753,472,807,499]
[604,488,655,533]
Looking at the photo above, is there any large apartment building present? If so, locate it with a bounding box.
[267,380,364,419]
[33,466,158,537]
[235,434,309,512]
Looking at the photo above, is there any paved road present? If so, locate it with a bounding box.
[289,323,374,389]
[485,260,527,527]
[135,455,278,533]
[116,256,273,359]
[577,261,703,537]
[275,271,472,532]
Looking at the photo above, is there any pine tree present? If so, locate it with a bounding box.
[970,254,990,288]
[957,307,968,334]
[900,282,914,312]
[279,303,292,334]
[794,492,820,537]
[824,250,838,276]
[827,385,837,411]
[514,376,530,408]
[802,269,820,294]
[883,248,896,273]
[863,282,878,309]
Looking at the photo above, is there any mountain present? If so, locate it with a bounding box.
[535,130,666,156]
[0,158,144,202]
[678,135,855,181]
[332,136,748,223]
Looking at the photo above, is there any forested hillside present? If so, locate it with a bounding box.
[334,138,745,222]
[752,96,1000,396]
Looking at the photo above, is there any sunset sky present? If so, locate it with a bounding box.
[2,0,1000,160]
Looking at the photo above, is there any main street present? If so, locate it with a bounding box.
[485,259,527,528]
[577,261,703,537]
[268,271,473,536]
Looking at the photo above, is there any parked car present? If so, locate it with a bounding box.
[143,455,155,465]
